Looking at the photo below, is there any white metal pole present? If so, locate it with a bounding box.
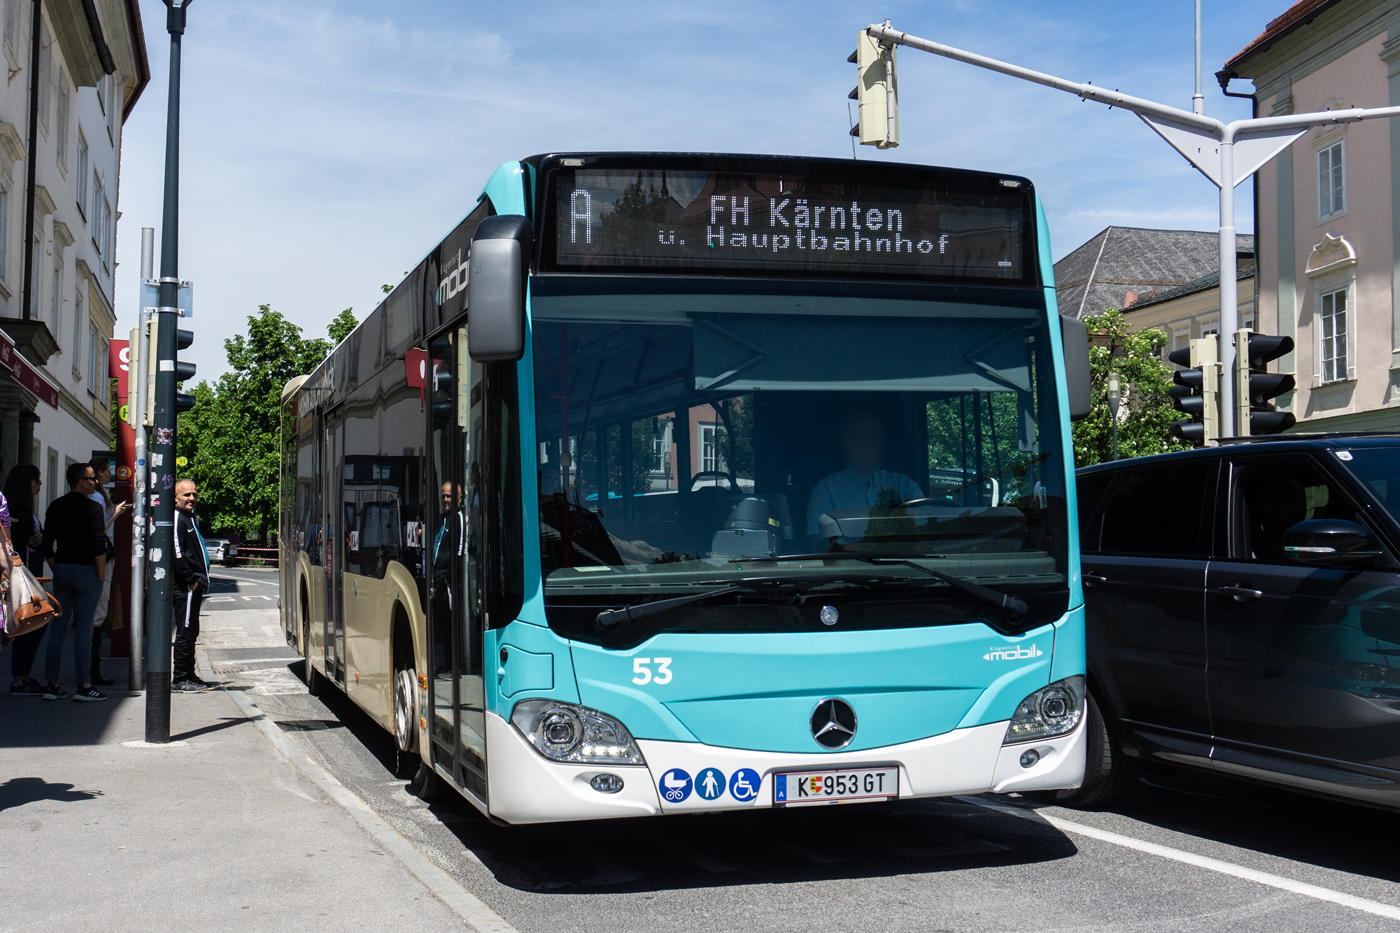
[1193,0,1204,115]
[1218,137,1238,437]
[128,227,154,691]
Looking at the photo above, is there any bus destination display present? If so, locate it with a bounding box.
[552,168,1027,281]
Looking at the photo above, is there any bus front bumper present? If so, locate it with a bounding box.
[485,712,1086,825]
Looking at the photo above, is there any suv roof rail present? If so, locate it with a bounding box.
[1215,430,1400,445]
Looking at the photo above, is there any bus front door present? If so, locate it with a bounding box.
[427,326,488,804]
[324,403,347,682]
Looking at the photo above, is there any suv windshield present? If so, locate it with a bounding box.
[531,280,1068,645]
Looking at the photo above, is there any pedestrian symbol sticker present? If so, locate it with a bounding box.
[659,768,692,802]
[696,767,725,800]
[729,768,760,802]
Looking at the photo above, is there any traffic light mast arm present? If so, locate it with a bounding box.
[863,20,1400,438]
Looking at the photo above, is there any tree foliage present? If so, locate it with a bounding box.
[177,304,355,539]
[1071,309,1187,467]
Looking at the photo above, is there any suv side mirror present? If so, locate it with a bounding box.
[1282,518,1383,566]
[467,215,533,362]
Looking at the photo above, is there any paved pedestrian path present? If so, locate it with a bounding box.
[0,625,468,932]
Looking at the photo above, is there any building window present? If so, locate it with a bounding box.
[76,134,88,215]
[4,0,17,51]
[36,26,50,129]
[46,448,58,510]
[0,186,8,284]
[56,74,69,165]
[1320,287,1349,383]
[87,322,98,394]
[1319,140,1346,219]
[50,259,60,331]
[92,174,103,250]
[699,422,727,474]
[102,197,112,269]
[71,286,83,377]
[100,337,109,406]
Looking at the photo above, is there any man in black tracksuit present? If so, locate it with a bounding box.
[172,478,211,691]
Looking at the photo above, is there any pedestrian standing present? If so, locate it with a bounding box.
[5,465,46,696]
[172,478,212,692]
[0,464,16,654]
[40,462,108,702]
[85,456,129,686]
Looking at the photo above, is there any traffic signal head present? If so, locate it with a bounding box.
[1168,336,1219,446]
[1234,330,1296,436]
[850,28,898,149]
[175,327,196,414]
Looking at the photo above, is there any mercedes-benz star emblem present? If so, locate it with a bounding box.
[810,698,857,750]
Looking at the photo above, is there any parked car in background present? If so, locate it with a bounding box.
[204,538,237,565]
[1063,434,1400,811]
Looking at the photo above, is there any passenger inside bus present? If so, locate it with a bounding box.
[806,409,924,551]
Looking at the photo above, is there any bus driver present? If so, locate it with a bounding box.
[807,410,923,550]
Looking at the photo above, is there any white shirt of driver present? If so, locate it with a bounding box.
[806,467,924,536]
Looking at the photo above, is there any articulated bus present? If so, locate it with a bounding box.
[279,152,1092,824]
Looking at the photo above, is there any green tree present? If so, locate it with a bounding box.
[178,304,355,539]
[1072,308,1187,467]
[328,307,357,343]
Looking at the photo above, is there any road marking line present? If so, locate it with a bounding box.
[200,648,519,933]
[962,797,1400,922]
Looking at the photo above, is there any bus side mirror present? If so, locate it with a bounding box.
[467,215,533,362]
[1060,314,1092,421]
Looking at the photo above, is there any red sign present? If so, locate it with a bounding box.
[405,348,427,389]
[0,331,59,409]
[110,339,135,659]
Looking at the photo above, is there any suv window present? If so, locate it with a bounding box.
[1097,462,1213,558]
[1232,456,1370,562]
[1075,471,1114,551]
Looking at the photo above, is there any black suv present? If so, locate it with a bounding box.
[1062,434,1400,810]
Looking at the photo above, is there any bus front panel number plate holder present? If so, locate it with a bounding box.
[772,766,898,807]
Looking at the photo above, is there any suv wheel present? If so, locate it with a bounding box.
[1046,691,1138,809]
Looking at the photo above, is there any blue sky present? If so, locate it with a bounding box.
[114,0,1286,379]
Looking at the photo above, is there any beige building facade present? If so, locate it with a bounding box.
[1223,0,1400,431]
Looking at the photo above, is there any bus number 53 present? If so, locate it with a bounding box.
[633,658,673,685]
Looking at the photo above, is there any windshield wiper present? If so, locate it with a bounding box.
[596,585,744,629]
[730,553,1028,619]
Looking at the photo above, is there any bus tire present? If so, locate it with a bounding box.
[392,667,418,778]
[1045,691,1137,809]
[408,762,444,801]
[301,587,322,697]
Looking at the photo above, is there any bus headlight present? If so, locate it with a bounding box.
[1003,675,1085,745]
[510,699,646,765]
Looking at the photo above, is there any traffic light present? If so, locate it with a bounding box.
[1234,329,1296,436]
[175,327,196,413]
[1168,334,1219,446]
[849,26,899,149]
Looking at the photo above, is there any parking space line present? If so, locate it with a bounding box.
[962,797,1400,922]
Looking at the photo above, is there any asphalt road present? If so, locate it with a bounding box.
[203,565,281,611]
[202,582,1400,933]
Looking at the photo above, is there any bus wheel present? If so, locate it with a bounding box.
[1045,691,1138,809]
[301,590,322,697]
[392,666,418,778]
[408,762,444,801]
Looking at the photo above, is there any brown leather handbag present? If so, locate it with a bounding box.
[5,553,61,639]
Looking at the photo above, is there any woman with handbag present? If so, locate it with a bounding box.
[5,465,47,696]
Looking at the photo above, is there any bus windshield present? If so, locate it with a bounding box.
[531,281,1068,645]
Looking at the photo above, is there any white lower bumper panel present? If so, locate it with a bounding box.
[485,711,1086,824]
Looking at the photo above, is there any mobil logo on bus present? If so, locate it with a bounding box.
[984,644,1043,662]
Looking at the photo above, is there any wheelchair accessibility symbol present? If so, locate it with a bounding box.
[659,768,692,802]
[729,768,760,802]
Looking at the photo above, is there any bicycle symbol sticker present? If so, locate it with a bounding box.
[728,768,760,802]
[659,768,692,802]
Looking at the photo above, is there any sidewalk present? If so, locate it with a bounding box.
[0,633,469,932]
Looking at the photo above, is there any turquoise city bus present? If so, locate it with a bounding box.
[279,152,1092,823]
